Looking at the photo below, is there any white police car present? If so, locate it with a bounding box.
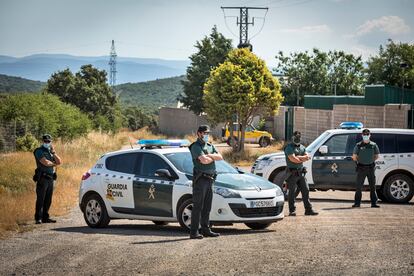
[79,140,284,230]
[251,123,414,203]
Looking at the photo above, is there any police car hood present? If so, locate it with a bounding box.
[258,151,285,160]
[214,173,275,190]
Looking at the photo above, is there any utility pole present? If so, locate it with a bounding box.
[221,6,268,51]
[109,40,117,87]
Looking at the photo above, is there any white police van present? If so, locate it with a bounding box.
[79,140,285,230]
[251,123,414,203]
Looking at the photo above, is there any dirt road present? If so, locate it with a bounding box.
[1,191,413,275]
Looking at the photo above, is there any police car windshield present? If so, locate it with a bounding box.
[305,131,330,153]
[164,152,239,175]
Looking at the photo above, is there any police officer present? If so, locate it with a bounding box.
[33,134,62,224]
[284,131,318,216]
[352,128,380,208]
[189,125,222,239]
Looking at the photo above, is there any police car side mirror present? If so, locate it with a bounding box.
[319,145,328,155]
[155,169,176,180]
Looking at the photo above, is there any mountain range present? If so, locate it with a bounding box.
[0,54,189,83]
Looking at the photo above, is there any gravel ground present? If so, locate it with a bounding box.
[1,190,413,276]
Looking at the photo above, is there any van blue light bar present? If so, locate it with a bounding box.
[339,122,364,129]
[137,139,191,147]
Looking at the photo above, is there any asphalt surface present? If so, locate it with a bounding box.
[1,190,413,276]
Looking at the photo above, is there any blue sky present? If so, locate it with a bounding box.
[0,0,413,66]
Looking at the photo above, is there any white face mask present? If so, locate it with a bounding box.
[43,143,51,149]
[202,134,209,143]
[362,135,370,142]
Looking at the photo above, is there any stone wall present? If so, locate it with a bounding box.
[159,107,223,137]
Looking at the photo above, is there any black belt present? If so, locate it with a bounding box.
[357,163,375,167]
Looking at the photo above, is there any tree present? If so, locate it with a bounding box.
[366,40,414,89]
[274,48,365,105]
[204,48,283,152]
[0,93,92,141]
[122,106,156,131]
[178,26,233,115]
[45,65,122,131]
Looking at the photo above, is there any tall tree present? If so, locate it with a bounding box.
[179,26,233,114]
[275,48,365,105]
[366,39,414,89]
[45,65,122,131]
[204,48,283,152]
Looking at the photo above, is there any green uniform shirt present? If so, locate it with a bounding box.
[190,139,218,174]
[34,146,55,174]
[353,141,380,165]
[284,143,306,169]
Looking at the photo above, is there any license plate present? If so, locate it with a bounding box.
[250,200,275,208]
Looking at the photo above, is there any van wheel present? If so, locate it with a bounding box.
[272,170,300,200]
[259,137,270,147]
[384,174,414,203]
[226,137,238,147]
[177,198,193,231]
[245,222,272,230]
[153,221,169,226]
[83,194,110,228]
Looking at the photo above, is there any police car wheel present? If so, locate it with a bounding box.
[384,174,414,203]
[177,198,193,231]
[153,221,169,226]
[245,222,272,230]
[83,194,110,228]
[259,137,270,147]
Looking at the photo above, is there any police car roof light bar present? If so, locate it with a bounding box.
[136,139,191,149]
[339,122,364,129]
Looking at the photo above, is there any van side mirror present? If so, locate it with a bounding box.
[319,145,328,155]
[155,169,175,180]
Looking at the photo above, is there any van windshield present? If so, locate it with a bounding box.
[306,131,330,153]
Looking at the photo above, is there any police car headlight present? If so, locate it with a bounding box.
[214,187,241,198]
[256,159,272,171]
[275,186,283,197]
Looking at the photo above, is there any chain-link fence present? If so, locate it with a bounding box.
[0,120,43,153]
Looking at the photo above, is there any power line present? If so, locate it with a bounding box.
[221,6,269,51]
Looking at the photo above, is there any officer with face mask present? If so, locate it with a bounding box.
[189,125,223,239]
[33,134,62,224]
[352,128,380,208]
[284,131,318,216]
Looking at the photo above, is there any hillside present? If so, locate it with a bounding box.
[117,75,185,114]
[0,54,189,83]
[0,74,45,93]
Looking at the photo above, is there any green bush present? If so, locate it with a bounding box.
[0,93,92,140]
[16,133,38,151]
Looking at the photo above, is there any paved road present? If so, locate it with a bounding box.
[1,191,413,275]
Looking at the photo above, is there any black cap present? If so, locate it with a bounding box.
[42,134,52,141]
[362,128,370,134]
[197,125,210,133]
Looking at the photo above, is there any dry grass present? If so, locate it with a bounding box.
[222,142,285,167]
[0,127,283,237]
[0,128,156,238]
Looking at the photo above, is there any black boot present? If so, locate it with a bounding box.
[190,231,203,239]
[305,209,319,216]
[201,228,220,237]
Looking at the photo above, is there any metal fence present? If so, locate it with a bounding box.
[0,120,43,153]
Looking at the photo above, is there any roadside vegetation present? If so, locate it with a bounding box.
[0,128,158,237]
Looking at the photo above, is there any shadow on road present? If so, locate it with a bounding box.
[297,197,413,205]
[53,223,275,238]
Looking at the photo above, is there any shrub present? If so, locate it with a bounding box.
[16,133,38,152]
